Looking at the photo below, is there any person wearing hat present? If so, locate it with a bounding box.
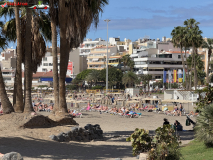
[163,118,170,126]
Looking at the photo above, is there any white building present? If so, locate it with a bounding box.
[79,38,107,56]
[133,49,190,80]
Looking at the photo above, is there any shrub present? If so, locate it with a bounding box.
[92,86,103,90]
[66,85,78,90]
[171,83,178,89]
[126,128,152,156]
[148,125,181,160]
[127,125,181,159]
[195,103,213,147]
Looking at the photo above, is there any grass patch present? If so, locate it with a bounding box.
[181,140,213,160]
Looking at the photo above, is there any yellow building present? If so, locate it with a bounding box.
[87,45,117,70]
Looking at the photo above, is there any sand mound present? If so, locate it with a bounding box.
[21,115,56,128]
[0,112,77,130]
[48,114,78,126]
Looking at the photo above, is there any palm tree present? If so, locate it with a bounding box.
[187,54,205,86]
[84,70,100,88]
[58,0,108,113]
[120,54,134,71]
[122,71,138,88]
[23,7,33,112]
[171,26,188,89]
[0,20,14,114]
[140,74,152,92]
[1,6,51,112]
[184,18,203,90]
[14,0,23,112]
[49,0,59,113]
[202,38,213,84]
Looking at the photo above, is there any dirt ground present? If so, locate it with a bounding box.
[0,109,195,160]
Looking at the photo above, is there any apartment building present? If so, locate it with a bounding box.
[133,49,190,81]
[79,38,107,56]
[69,48,87,78]
[87,45,117,70]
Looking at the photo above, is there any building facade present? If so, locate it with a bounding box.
[87,45,118,70]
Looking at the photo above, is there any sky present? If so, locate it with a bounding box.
[86,0,213,41]
[4,0,213,49]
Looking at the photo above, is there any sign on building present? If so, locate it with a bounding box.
[67,62,73,74]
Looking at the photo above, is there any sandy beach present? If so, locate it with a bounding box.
[0,107,196,160]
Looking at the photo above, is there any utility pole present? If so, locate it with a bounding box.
[104,19,110,94]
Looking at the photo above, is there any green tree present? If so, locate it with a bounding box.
[139,74,152,92]
[75,69,96,81]
[100,67,123,88]
[122,71,138,88]
[187,54,206,86]
[184,18,203,90]
[85,70,100,88]
[120,54,135,71]
[171,26,188,89]
[202,38,213,84]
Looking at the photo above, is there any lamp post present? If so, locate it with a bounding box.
[104,19,110,94]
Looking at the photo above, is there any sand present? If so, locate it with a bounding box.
[0,109,195,160]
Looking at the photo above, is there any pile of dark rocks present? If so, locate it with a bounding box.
[50,124,104,142]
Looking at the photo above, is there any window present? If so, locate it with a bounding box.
[43,63,48,66]
[43,57,47,61]
[2,72,10,74]
[49,63,53,66]
[95,48,106,51]
[42,69,47,72]
[178,55,181,59]
[155,76,161,79]
[159,54,172,58]
[135,61,146,65]
[58,63,60,66]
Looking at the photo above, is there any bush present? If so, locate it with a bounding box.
[127,125,181,159]
[66,85,78,90]
[126,128,152,156]
[195,103,213,147]
[92,86,103,90]
[148,125,181,160]
[171,83,178,89]
[38,85,48,88]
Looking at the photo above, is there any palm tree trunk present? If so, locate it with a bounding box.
[50,0,59,113]
[180,45,187,89]
[184,47,189,89]
[0,67,14,114]
[24,8,33,113]
[59,0,69,113]
[194,47,198,89]
[13,55,17,107]
[14,0,23,112]
[206,49,212,84]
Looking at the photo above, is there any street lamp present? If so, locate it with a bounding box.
[104,19,110,94]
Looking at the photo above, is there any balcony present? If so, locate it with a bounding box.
[87,61,105,65]
[87,55,106,59]
[88,67,105,70]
